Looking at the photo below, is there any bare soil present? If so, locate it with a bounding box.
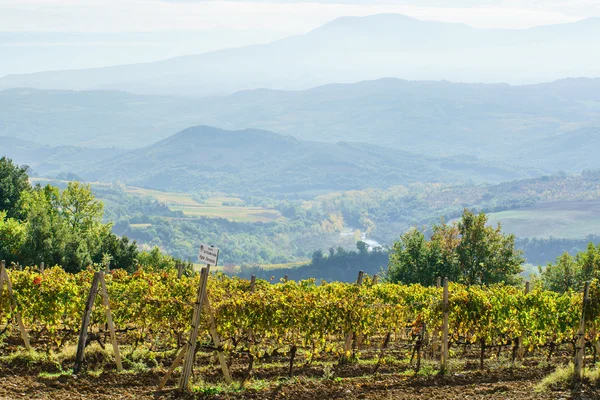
[1,361,596,400]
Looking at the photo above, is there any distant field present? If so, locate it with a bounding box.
[258,261,309,270]
[124,186,281,223]
[171,205,280,223]
[130,223,152,229]
[486,201,600,239]
[123,187,201,206]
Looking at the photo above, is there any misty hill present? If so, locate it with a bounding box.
[3,78,600,174]
[1,14,599,95]
[80,126,525,195]
[1,136,121,177]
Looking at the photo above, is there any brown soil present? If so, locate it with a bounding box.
[1,363,596,400]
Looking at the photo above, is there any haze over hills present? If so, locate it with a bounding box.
[0,136,122,177]
[2,78,600,174]
[76,125,525,194]
[0,30,290,77]
[1,14,599,96]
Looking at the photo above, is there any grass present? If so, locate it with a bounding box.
[123,187,201,206]
[485,201,600,239]
[258,261,309,270]
[171,205,280,223]
[535,363,600,392]
[130,223,152,229]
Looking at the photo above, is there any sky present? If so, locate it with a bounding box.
[1,0,599,76]
[1,0,599,34]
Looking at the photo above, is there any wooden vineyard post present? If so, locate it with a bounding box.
[341,270,364,364]
[517,281,531,360]
[163,243,221,392]
[203,293,232,384]
[242,275,257,382]
[372,274,379,285]
[574,281,590,381]
[98,273,123,371]
[73,271,122,374]
[0,260,32,351]
[158,344,188,390]
[177,262,184,279]
[74,272,101,374]
[430,277,441,358]
[179,266,210,391]
[283,274,288,282]
[440,277,449,374]
[40,262,44,273]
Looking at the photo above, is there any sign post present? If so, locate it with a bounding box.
[170,244,230,392]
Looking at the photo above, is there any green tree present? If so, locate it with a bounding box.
[387,209,523,285]
[540,252,579,293]
[0,211,26,263]
[92,232,139,272]
[387,228,432,285]
[20,182,109,272]
[356,240,368,254]
[0,157,31,220]
[137,246,192,273]
[541,243,600,292]
[456,209,523,285]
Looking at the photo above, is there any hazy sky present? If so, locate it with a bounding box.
[1,0,599,76]
[1,0,599,34]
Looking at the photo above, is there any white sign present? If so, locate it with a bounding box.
[198,244,219,266]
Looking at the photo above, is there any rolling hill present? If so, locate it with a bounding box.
[0,136,121,177]
[79,125,526,194]
[2,78,600,175]
[1,14,599,96]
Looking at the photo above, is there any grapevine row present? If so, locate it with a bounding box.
[1,267,598,364]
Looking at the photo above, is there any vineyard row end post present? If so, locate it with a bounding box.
[341,270,364,363]
[0,260,32,351]
[179,265,210,391]
[574,281,590,380]
[440,277,449,374]
[517,281,531,360]
[73,271,122,374]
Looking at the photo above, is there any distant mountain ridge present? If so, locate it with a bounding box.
[79,125,526,194]
[3,78,600,175]
[0,14,599,95]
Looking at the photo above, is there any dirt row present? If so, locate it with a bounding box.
[1,363,594,400]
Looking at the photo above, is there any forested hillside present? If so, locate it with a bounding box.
[1,79,599,176]
[79,125,524,194]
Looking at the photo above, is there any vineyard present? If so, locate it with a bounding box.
[1,265,600,398]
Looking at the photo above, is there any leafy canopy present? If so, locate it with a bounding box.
[0,156,31,220]
[387,209,524,286]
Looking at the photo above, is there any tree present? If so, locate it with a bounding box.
[92,232,139,272]
[137,246,192,273]
[456,209,523,285]
[388,228,432,285]
[540,252,579,293]
[356,240,368,254]
[0,157,31,220]
[0,211,26,263]
[387,209,523,286]
[541,243,600,292]
[20,182,109,272]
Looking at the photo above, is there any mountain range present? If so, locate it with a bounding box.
[2,126,525,195]
[2,78,600,174]
[1,14,599,96]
